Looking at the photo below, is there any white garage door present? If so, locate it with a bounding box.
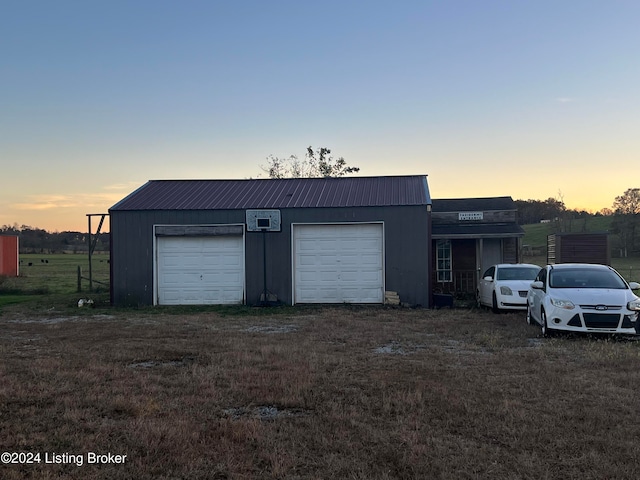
[156,236,244,305]
[293,223,384,304]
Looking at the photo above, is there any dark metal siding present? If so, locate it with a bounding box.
[431,196,523,239]
[110,205,430,307]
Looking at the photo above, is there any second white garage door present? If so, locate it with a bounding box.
[156,235,244,305]
[293,223,384,304]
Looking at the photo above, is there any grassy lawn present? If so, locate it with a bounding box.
[0,295,40,308]
[3,251,640,478]
[521,254,640,284]
[1,303,640,479]
[1,253,110,297]
[521,220,640,282]
[522,217,614,248]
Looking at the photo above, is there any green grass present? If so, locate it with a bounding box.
[0,294,38,307]
[522,216,613,248]
[521,217,640,282]
[521,223,552,247]
[522,254,640,283]
[3,253,110,295]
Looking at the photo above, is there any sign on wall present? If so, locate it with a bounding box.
[458,212,484,221]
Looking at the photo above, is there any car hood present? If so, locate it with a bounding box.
[497,280,535,291]
[551,288,635,306]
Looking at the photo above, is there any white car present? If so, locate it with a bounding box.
[477,264,541,312]
[527,263,640,336]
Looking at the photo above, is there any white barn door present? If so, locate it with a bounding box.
[156,236,244,305]
[293,223,384,304]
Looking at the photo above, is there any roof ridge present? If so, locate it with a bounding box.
[110,176,431,211]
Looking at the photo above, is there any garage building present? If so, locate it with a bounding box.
[109,175,432,307]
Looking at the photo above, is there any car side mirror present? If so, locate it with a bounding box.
[483,276,493,281]
[531,281,544,290]
[629,281,640,290]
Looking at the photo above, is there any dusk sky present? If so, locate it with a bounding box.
[2,1,639,232]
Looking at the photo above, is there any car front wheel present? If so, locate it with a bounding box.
[526,304,533,325]
[541,309,552,337]
[492,292,500,313]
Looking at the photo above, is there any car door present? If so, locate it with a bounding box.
[529,268,547,322]
[479,266,495,306]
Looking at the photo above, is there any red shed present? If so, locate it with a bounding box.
[0,235,19,277]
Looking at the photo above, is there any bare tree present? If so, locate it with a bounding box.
[599,207,614,216]
[261,146,359,178]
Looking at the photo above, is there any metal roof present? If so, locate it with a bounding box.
[110,175,431,211]
[431,196,516,212]
[432,223,525,239]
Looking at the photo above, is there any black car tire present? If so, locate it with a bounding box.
[492,292,500,313]
[541,309,553,337]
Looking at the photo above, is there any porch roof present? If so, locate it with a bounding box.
[432,223,525,239]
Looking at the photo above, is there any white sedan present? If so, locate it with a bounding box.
[527,263,640,336]
[477,264,541,312]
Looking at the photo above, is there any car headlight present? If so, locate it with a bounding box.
[499,286,513,295]
[550,298,575,309]
[627,300,640,311]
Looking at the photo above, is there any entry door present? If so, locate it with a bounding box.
[480,238,502,274]
[293,223,384,304]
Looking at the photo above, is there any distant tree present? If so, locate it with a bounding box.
[598,208,614,216]
[515,197,566,225]
[0,223,20,235]
[0,225,109,253]
[613,188,640,215]
[261,146,360,178]
[611,188,640,257]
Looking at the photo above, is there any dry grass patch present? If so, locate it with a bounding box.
[1,306,640,479]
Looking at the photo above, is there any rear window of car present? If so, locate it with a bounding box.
[549,268,627,289]
[496,267,540,281]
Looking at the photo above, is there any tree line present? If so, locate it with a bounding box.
[516,188,640,257]
[0,224,110,254]
[514,198,571,225]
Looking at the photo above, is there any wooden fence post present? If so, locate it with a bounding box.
[77,266,82,293]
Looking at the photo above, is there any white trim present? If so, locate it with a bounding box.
[153,224,246,306]
[291,221,385,305]
[435,239,452,283]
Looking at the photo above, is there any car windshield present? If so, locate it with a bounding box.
[549,268,627,289]
[496,267,540,281]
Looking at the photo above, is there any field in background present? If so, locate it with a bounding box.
[521,254,640,284]
[522,217,614,249]
[521,221,640,283]
[0,254,109,306]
